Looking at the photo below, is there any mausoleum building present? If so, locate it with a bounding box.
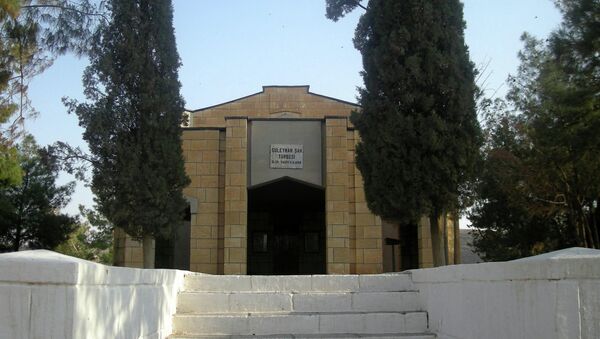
[114,86,460,274]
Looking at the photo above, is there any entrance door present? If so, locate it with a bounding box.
[248,178,325,275]
[273,217,300,274]
[155,205,191,270]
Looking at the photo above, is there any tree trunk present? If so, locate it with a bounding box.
[453,213,461,264]
[569,207,584,247]
[142,235,155,269]
[584,218,596,249]
[442,212,449,265]
[429,214,440,267]
[13,214,22,251]
[591,204,600,249]
[429,212,446,267]
[13,225,21,252]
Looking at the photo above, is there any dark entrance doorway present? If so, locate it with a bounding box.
[155,205,191,270]
[248,177,326,275]
[400,223,419,270]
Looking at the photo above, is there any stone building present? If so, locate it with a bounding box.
[114,86,460,274]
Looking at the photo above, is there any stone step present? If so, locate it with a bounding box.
[172,311,428,336]
[177,291,422,314]
[169,334,436,338]
[183,274,415,293]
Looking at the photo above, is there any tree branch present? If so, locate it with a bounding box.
[48,141,96,182]
[532,194,567,206]
[356,1,367,11]
[58,152,96,165]
[21,4,108,22]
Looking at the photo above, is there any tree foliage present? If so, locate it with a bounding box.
[0,0,103,129]
[70,0,189,256]
[0,135,76,251]
[469,100,574,261]
[325,0,366,21]
[0,0,104,187]
[471,0,600,260]
[0,1,25,186]
[55,204,113,264]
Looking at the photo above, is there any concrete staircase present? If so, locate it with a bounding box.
[168,273,435,338]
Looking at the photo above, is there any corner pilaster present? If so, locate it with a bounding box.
[223,117,248,274]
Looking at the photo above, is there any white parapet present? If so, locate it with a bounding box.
[0,250,187,339]
[409,247,600,339]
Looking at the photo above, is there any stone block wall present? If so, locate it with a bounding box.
[223,117,248,274]
[190,86,358,128]
[217,131,226,274]
[350,130,383,274]
[347,130,357,274]
[182,129,223,274]
[418,217,434,268]
[113,228,144,268]
[114,86,460,274]
[325,117,351,274]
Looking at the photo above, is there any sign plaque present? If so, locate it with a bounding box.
[270,144,303,169]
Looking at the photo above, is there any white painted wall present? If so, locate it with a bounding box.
[2,248,599,339]
[410,247,600,339]
[0,250,187,339]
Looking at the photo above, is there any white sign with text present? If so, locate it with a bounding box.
[270,144,303,169]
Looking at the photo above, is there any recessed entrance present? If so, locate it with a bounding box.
[248,177,326,275]
[155,205,191,270]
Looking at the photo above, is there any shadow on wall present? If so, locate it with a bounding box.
[0,250,186,339]
[411,247,600,339]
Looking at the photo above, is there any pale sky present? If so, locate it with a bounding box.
[22,0,563,218]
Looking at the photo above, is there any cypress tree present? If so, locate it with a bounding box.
[328,0,481,265]
[71,0,189,267]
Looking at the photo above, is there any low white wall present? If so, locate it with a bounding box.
[410,247,600,339]
[0,250,187,339]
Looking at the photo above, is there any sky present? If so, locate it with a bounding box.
[23,0,563,221]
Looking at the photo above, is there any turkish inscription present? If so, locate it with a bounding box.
[270,144,303,169]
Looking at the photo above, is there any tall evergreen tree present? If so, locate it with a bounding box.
[327,0,481,265]
[70,0,189,267]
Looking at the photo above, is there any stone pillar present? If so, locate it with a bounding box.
[223,117,248,275]
[325,117,351,274]
[217,130,226,274]
[418,216,434,268]
[347,130,357,274]
[351,130,383,274]
[183,129,221,273]
[353,167,383,274]
[113,228,126,266]
[113,228,143,268]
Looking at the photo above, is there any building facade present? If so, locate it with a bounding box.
[114,86,460,274]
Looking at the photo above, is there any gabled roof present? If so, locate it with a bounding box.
[187,85,359,112]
